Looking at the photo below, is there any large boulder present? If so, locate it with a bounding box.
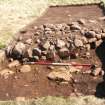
[12,42,26,59]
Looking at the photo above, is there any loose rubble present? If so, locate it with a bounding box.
[5,20,105,63]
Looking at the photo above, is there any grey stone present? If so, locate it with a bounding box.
[33,56,39,61]
[13,42,26,59]
[32,48,41,57]
[85,31,96,38]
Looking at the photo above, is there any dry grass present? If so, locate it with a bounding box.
[0,0,48,46]
[48,0,101,5]
[0,96,105,105]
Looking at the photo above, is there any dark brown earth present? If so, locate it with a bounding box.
[0,4,105,100]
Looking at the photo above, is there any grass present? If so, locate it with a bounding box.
[0,0,48,47]
[48,0,101,5]
[0,96,105,105]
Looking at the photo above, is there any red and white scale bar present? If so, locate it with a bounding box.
[24,60,92,67]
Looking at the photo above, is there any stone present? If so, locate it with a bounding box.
[46,50,56,61]
[89,19,97,23]
[27,48,32,58]
[45,27,51,31]
[32,48,41,57]
[58,47,69,58]
[41,56,46,60]
[85,52,91,58]
[20,65,31,73]
[33,56,39,61]
[91,67,102,76]
[70,23,81,30]
[85,44,91,51]
[88,38,97,43]
[74,39,83,47]
[95,40,103,47]
[25,39,32,45]
[47,66,54,70]
[101,33,105,38]
[56,39,65,49]
[8,60,20,68]
[85,31,96,38]
[81,36,88,44]
[0,69,14,79]
[49,45,55,50]
[99,16,105,20]
[6,45,14,57]
[67,66,80,73]
[13,42,26,59]
[0,50,6,64]
[100,70,104,76]
[42,41,50,50]
[47,68,72,82]
[78,19,86,25]
[96,34,101,40]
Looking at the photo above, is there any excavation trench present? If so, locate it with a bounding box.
[1,4,105,100]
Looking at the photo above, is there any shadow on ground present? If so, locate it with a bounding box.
[95,40,105,98]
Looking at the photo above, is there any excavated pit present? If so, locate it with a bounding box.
[0,4,105,100]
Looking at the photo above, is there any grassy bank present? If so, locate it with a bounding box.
[48,0,101,5]
[0,96,105,105]
[0,0,48,47]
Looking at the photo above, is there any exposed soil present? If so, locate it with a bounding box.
[0,4,105,100]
